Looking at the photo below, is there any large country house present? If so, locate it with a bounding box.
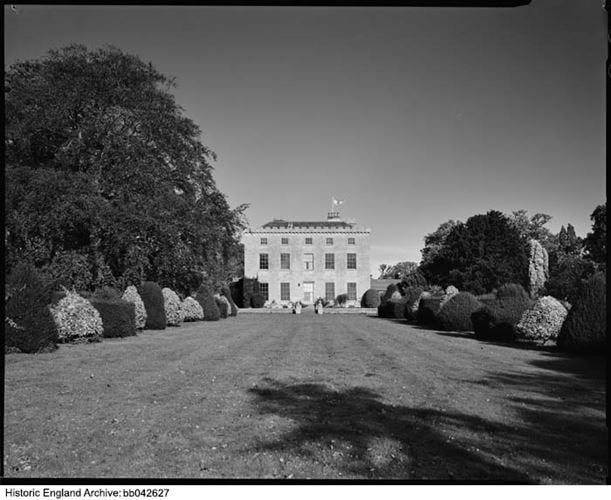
[242,211,371,305]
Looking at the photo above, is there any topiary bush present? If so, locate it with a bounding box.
[92,286,122,301]
[162,287,184,326]
[137,281,167,330]
[250,293,265,309]
[416,296,443,325]
[382,284,399,302]
[361,288,381,308]
[473,284,533,341]
[402,286,424,321]
[5,262,59,353]
[196,285,221,321]
[121,285,147,329]
[335,293,348,307]
[557,272,606,354]
[215,295,229,319]
[181,296,205,321]
[90,298,136,338]
[516,296,568,344]
[528,239,549,298]
[50,289,104,343]
[436,292,482,332]
[440,285,459,307]
[221,286,238,316]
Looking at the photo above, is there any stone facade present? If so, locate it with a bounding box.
[242,213,371,306]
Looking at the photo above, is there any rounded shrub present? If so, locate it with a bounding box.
[50,289,104,343]
[5,262,58,353]
[90,298,136,338]
[402,286,424,321]
[473,284,533,341]
[162,287,184,326]
[516,296,568,344]
[196,285,221,321]
[382,283,399,301]
[251,293,265,309]
[221,286,238,316]
[215,295,229,319]
[440,285,459,306]
[181,296,204,321]
[416,296,443,325]
[557,273,606,354]
[437,292,482,332]
[361,288,381,308]
[335,293,349,307]
[121,285,147,329]
[137,281,167,330]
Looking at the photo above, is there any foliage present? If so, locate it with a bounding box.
[231,277,261,308]
[137,281,167,330]
[93,286,122,301]
[527,239,549,298]
[440,285,459,307]
[420,211,529,295]
[402,287,424,321]
[382,284,399,302]
[557,272,606,354]
[436,292,481,332]
[542,254,595,304]
[472,284,533,341]
[378,261,418,279]
[49,289,103,342]
[5,262,58,353]
[420,220,461,270]
[121,285,147,329]
[40,250,93,291]
[416,297,443,325]
[221,286,238,316]
[5,45,247,295]
[335,293,349,307]
[181,297,205,321]
[250,293,265,309]
[90,298,136,338]
[215,295,229,319]
[516,296,568,344]
[400,269,428,290]
[162,287,184,326]
[196,285,221,320]
[507,210,558,256]
[361,289,381,308]
[583,203,606,269]
[557,224,582,256]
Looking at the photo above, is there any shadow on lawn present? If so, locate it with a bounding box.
[247,378,533,482]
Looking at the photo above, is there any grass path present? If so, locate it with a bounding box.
[4,313,607,482]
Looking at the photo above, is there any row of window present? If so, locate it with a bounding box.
[257,283,357,301]
[260,237,356,245]
[259,253,357,270]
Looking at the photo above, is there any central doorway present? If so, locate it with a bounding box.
[303,282,314,304]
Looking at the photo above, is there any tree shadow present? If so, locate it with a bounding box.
[245,378,534,482]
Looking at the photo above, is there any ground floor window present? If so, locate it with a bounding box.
[259,283,269,301]
[325,282,335,301]
[347,282,357,300]
[280,282,290,301]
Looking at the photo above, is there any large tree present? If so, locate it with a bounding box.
[420,211,529,294]
[583,203,606,269]
[5,45,247,294]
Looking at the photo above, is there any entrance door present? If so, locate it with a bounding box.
[303,282,314,304]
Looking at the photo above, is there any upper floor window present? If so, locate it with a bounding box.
[305,237,313,245]
[347,253,357,269]
[280,253,291,270]
[325,253,335,270]
[348,237,356,245]
[326,238,334,245]
[259,253,269,270]
[304,253,314,271]
[281,237,289,245]
[260,237,268,245]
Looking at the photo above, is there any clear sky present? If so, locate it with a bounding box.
[4,2,606,276]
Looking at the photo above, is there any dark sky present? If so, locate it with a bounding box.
[4,2,605,274]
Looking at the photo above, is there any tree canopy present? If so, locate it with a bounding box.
[584,203,606,268]
[5,45,247,295]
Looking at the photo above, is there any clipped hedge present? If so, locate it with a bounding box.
[215,295,229,319]
[181,296,204,321]
[361,288,381,308]
[196,285,221,321]
[472,284,533,341]
[92,286,122,301]
[162,287,184,326]
[90,298,136,338]
[122,285,147,329]
[251,293,265,308]
[5,262,58,353]
[437,292,481,332]
[221,286,238,316]
[557,273,606,354]
[516,296,568,344]
[416,296,443,325]
[50,289,103,343]
[335,293,349,307]
[137,281,167,330]
[402,286,424,321]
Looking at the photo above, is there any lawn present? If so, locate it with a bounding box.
[3,313,607,482]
